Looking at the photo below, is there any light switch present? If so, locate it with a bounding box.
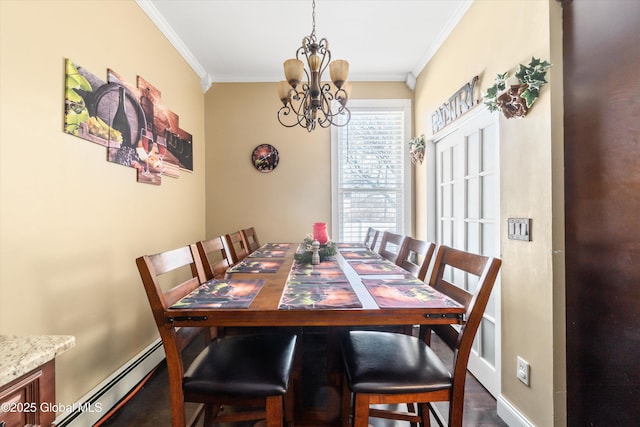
[508,218,531,241]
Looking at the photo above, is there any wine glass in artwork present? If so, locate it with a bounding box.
[136,128,154,176]
[156,139,167,168]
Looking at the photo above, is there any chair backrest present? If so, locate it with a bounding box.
[136,244,208,343]
[241,227,261,253]
[427,246,501,397]
[377,231,408,265]
[196,236,232,281]
[398,237,436,281]
[363,227,380,251]
[224,231,249,264]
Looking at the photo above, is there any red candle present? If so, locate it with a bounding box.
[313,222,329,244]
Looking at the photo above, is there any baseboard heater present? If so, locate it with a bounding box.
[54,339,165,427]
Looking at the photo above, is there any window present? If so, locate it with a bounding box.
[331,99,412,243]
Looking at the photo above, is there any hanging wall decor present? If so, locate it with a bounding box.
[251,144,279,173]
[483,57,551,119]
[408,134,426,165]
[64,58,193,185]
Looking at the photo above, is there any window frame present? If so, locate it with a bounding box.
[330,99,413,243]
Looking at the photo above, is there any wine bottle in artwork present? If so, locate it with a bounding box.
[140,87,154,132]
[112,86,132,148]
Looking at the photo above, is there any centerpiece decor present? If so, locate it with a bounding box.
[294,234,337,264]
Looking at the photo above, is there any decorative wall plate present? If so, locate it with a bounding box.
[252,144,279,172]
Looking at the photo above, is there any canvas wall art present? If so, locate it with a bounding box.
[64,58,193,185]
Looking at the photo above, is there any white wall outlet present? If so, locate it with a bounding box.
[517,356,530,386]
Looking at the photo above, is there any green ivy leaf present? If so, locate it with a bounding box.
[520,88,538,108]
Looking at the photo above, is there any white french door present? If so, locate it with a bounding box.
[433,107,501,396]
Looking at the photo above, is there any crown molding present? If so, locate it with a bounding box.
[411,0,474,78]
[135,0,212,92]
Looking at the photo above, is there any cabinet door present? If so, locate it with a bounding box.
[0,360,55,427]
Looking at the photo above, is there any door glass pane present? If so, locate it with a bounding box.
[481,319,496,366]
[442,185,452,217]
[481,174,496,219]
[442,220,453,246]
[485,284,496,317]
[467,176,480,218]
[481,223,496,255]
[466,222,480,254]
[467,134,479,175]
[466,271,478,294]
[482,126,496,171]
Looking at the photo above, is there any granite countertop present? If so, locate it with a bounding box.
[0,335,76,387]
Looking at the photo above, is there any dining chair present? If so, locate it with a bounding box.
[340,245,502,427]
[363,227,380,251]
[397,236,437,281]
[242,227,261,253]
[136,245,297,427]
[224,231,250,264]
[196,236,232,281]
[377,231,408,265]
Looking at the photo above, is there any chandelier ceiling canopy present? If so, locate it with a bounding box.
[277,0,351,132]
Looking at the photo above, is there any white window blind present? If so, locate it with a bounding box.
[331,100,411,243]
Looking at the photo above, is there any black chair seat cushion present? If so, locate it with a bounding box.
[183,333,297,397]
[341,331,451,394]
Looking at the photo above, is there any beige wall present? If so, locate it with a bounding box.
[413,1,565,426]
[0,0,206,407]
[203,81,412,243]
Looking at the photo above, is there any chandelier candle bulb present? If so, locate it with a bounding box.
[278,81,292,105]
[284,59,304,87]
[309,54,322,72]
[330,60,349,88]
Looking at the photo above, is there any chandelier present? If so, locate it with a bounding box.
[277,0,351,132]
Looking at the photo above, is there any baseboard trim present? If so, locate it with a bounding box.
[497,394,535,427]
[54,339,165,427]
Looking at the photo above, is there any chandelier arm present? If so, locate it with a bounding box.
[317,38,331,78]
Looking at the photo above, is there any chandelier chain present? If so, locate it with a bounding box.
[311,0,316,39]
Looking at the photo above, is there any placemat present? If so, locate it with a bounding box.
[340,250,381,260]
[170,279,265,309]
[337,242,367,250]
[280,259,361,309]
[290,260,347,279]
[226,258,285,273]
[363,278,462,308]
[347,259,409,276]
[262,243,293,250]
[248,248,288,258]
[279,282,362,309]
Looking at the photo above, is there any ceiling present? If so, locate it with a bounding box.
[137,0,473,91]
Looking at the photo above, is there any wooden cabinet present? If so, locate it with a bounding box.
[0,359,55,427]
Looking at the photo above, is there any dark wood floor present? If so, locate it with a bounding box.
[100,332,507,427]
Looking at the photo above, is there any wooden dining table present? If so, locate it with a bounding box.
[167,242,465,426]
[167,243,464,327]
